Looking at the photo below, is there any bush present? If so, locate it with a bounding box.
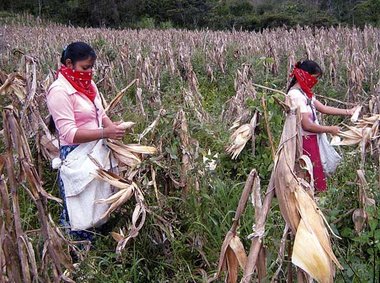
[136,16,156,29]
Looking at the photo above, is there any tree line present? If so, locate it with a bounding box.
[1,0,379,30]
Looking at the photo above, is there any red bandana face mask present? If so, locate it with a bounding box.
[290,67,318,99]
[58,65,96,102]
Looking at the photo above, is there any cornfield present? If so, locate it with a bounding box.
[0,17,379,282]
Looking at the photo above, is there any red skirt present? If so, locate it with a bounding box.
[302,135,327,192]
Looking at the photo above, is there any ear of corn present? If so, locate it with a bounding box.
[123,144,157,154]
[117,121,136,130]
[226,112,257,159]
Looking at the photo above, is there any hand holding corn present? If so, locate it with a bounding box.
[103,123,125,140]
[103,121,135,140]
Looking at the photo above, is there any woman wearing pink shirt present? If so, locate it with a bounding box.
[47,42,125,241]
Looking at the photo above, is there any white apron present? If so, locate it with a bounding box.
[53,140,116,231]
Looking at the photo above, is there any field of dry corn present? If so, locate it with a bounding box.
[0,16,379,282]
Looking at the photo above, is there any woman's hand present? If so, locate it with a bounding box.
[328,126,340,135]
[346,105,360,116]
[113,120,123,126]
[103,124,125,140]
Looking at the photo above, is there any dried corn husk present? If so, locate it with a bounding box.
[350,106,362,123]
[106,140,141,167]
[352,208,368,233]
[96,183,135,219]
[218,233,248,283]
[293,219,333,283]
[92,168,132,189]
[292,185,343,282]
[332,115,380,146]
[112,185,147,254]
[226,112,257,159]
[106,139,157,168]
[353,170,376,233]
[273,104,301,233]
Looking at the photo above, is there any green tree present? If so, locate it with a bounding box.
[353,0,380,26]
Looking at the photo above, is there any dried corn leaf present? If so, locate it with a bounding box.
[114,185,147,254]
[106,140,141,167]
[98,186,134,219]
[229,235,247,270]
[293,186,342,269]
[93,168,132,189]
[105,79,137,114]
[352,208,368,234]
[293,219,333,283]
[273,104,301,233]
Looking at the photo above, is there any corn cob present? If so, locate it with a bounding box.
[117,121,136,130]
[123,144,157,155]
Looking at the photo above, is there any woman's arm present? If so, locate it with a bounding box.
[73,125,125,143]
[301,113,340,135]
[314,99,356,116]
[102,116,115,127]
[47,88,125,144]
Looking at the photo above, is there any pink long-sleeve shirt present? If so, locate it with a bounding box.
[46,73,108,146]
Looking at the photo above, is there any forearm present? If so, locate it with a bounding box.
[73,128,104,143]
[302,122,332,134]
[315,100,350,116]
[102,116,113,127]
[319,105,349,116]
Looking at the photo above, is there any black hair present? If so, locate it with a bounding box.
[49,42,96,136]
[287,60,323,92]
[48,115,56,135]
[60,41,97,66]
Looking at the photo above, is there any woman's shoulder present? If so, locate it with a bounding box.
[48,77,66,91]
[288,88,304,97]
